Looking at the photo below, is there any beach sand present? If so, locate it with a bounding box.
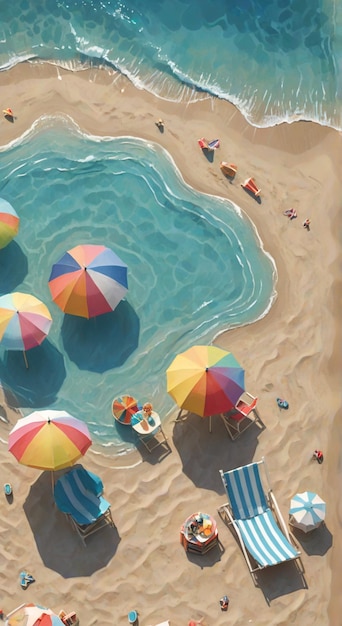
[0,62,341,625]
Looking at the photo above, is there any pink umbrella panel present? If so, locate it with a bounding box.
[0,292,52,352]
[48,244,128,318]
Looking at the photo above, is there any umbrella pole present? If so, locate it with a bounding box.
[23,350,28,369]
[209,415,212,433]
[51,470,55,496]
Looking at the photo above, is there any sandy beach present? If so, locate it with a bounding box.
[0,62,341,625]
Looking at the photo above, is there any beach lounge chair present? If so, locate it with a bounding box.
[198,138,220,151]
[241,177,261,197]
[218,458,303,586]
[220,392,262,440]
[54,465,115,545]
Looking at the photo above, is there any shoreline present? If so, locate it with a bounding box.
[0,61,341,625]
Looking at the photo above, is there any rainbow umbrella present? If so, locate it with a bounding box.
[0,292,52,368]
[8,410,92,472]
[166,345,245,418]
[112,394,141,425]
[48,244,128,318]
[6,603,65,626]
[0,198,20,249]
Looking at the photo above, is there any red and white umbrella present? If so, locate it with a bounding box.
[6,603,64,626]
[8,410,92,471]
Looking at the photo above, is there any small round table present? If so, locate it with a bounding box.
[180,512,218,554]
[131,410,167,453]
[131,410,161,435]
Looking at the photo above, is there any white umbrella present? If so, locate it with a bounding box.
[289,491,326,533]
[5,603,64,626]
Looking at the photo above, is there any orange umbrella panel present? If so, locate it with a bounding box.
[8,410,92,471]
[166,345,245,417]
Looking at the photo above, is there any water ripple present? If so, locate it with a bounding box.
[0,117,275,453]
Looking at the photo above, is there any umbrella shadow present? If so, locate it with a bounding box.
[0,241,28,293]
[23,471,121,577]
[291,522,332,556]
[61,300,140,373]
[172,412,261,494]
[0,340,66,406]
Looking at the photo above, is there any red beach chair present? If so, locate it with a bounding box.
[198,137,209,150]
[241,177,261,197]
[220,392,263,440]
[198,138,220,151]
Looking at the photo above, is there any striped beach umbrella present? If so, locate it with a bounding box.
[48,244,128,318]
[166,345,245,417]
[6,603,65,626]
[112,395,141,425]
[289,491,326,533]
[8,410,92,471]
[0,198,20,249]
[0,292,52,368]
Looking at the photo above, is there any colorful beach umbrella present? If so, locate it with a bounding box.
[0,198,20,249]
[289,491,326,533]
[166,345,245,417]
[0,292,52,368]
[6,603,65,626]
[112,394,141,425]
[8,410,92,471]
[48,244,128,318]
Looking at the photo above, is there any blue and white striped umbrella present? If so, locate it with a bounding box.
[289,491,326,533]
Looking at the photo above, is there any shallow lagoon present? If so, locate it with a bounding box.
[0,118,275,453]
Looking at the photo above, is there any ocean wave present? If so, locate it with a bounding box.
[0,0,340,130]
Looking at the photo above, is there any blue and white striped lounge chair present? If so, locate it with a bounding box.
[218,458,303,584]
[54,465,115,545]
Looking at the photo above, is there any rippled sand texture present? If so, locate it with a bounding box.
[0,63,341,625]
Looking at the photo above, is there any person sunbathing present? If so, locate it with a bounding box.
[283,208,297,220]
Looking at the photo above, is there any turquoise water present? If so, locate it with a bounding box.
[0,118,275,453]
[0,0,340,129]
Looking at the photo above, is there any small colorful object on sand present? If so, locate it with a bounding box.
[220,161,237,178]
[4,483,12,496]
[283,208,297,220]
[3,108,13,118]
[198,137,220,151]
[220,595,229,611]
[277,398,289,410]
[313,449,324,464]
[20,571,35,589]
[241,177,261,197]
[128,610,138,624]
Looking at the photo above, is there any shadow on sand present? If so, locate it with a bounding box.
[0,241,28,293]
[201,148,215,163]
[172,411,261,494]
[184,539,225,569]
[0,341,66,406]
[241,187,262,204]
[291,522,332,556]
[252,559,308,605]
[23,471,121,577]
[61,300,139,373]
